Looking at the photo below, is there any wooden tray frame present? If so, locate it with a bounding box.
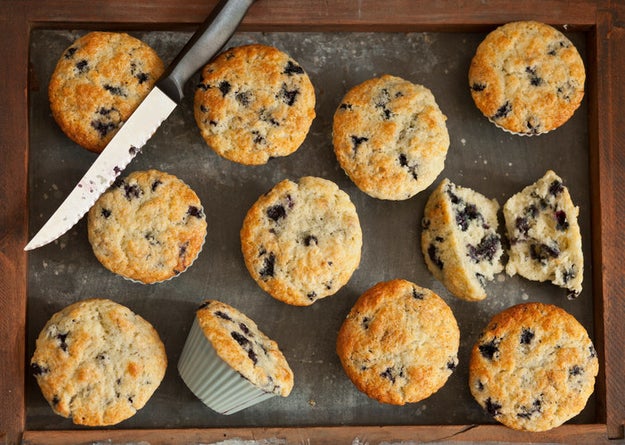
[2,1,624,444]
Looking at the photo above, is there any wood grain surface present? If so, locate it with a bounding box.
[2,1,624,444]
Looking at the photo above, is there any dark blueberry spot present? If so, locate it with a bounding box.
[382,108,392,120]
[471,82,486,92]
[527,204,539,218]
[517,399,542,419]
[144,232,158,245]
[467,234,500,263]
[446,187,461,204]
[128,396,134,404]
[187,206,204,218]
[485,398,502,417]
[435,236,444,242]
[248,349,258,364]
[278,84,299,106]
[215,310,232,321]
[104,84,125,96]
[562,267,576,283]
[526,66,543,86]
[307,291,317,300]
[555,210,569,231]
[428,244,444,269]
[135,72,149,84]
[199,105,209,113]
[197,301,210,310]
[91,120,118,138]
[569,365,583,376]
[589,345,597,358]
[492,101,511,120]
[283,60,305,76]
[351,135,368,152]
[113,178,125,188]
[116,378,122,385]
[209,120,218,126]
[151,180,162,192]
[530,243,560,263]
[113,166,123,176]
[362,316,370,329]
[218,80,231,96]
[123,184,142,200]
[380,367,396,384]
[447,359,457,371]
[236,91,252,106]
[231,331,250,347]
[75,59,89,73]
[64,47,77,59]
[251,130,266,145]
[267,205,286,222]
[476,380,485,391]
[56,333,69,352]
[520,328,535,345]
[304,235,318,246]
[98,107,112,116]
[179,241,189,259]
[239,323,251,336]
[475,273,487,287]
[412,287,424,300]
[324,280,333,290]
[398,153,419,180]
[96,353,107,361]
[515,217,531,237]
[479,338,500,360]
[339,103,352,110]
[549,180,564,196]
[31,363,49,376]
[548,49,557,56]
[422,218,431,230]
[52,395,60,405]
[101,208,111,218]
[259,253,276,278]
[456,203,481,231]
[197,82,210,91]
[129,145,141,156]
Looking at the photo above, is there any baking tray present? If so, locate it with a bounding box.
[2,1,625,444]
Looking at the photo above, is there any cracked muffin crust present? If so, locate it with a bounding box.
[469,302,598,431]
[421,178,504,301]
[194,44,316,165]
[30,298,167,426]
[49,32,164,153]
[503,170,583,298]
[336,279,460,405]
[240,176,362,306]
[469,21,585,135]
[88,169,207,284]
[332,74,449,200]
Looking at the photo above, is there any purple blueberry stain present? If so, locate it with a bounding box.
[485,398,502,417]
[218,80,231,96]
[520,328,535,345]
[283,60,305,76]
[278,83,300,106]
[259,253,276,278]
[267,204,286,222]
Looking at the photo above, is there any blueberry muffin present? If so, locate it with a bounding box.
[469,21,585,135]
[469,302,598,431]
[30,298,167,426]
[421,179,504,301]
[178,299,294,414]
[332,75,449,200]
[88,169,207,284]
[194,44,316,165]
[336,279,460,405]
[503,170,583,298]
[240,176,362,306]
[49,32,164,153]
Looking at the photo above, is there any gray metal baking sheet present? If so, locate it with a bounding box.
[27,29,593,429]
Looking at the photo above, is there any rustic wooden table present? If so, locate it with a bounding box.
[2,1,624,444]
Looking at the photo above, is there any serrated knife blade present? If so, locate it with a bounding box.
[25,0,255,251]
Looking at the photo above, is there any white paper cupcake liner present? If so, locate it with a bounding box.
[178,317,275,415]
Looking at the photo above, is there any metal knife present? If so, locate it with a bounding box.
[25,0,255,251]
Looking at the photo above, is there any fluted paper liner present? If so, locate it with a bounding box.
[178,316,275,415]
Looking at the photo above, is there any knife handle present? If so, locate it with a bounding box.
[157,0,255,104]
